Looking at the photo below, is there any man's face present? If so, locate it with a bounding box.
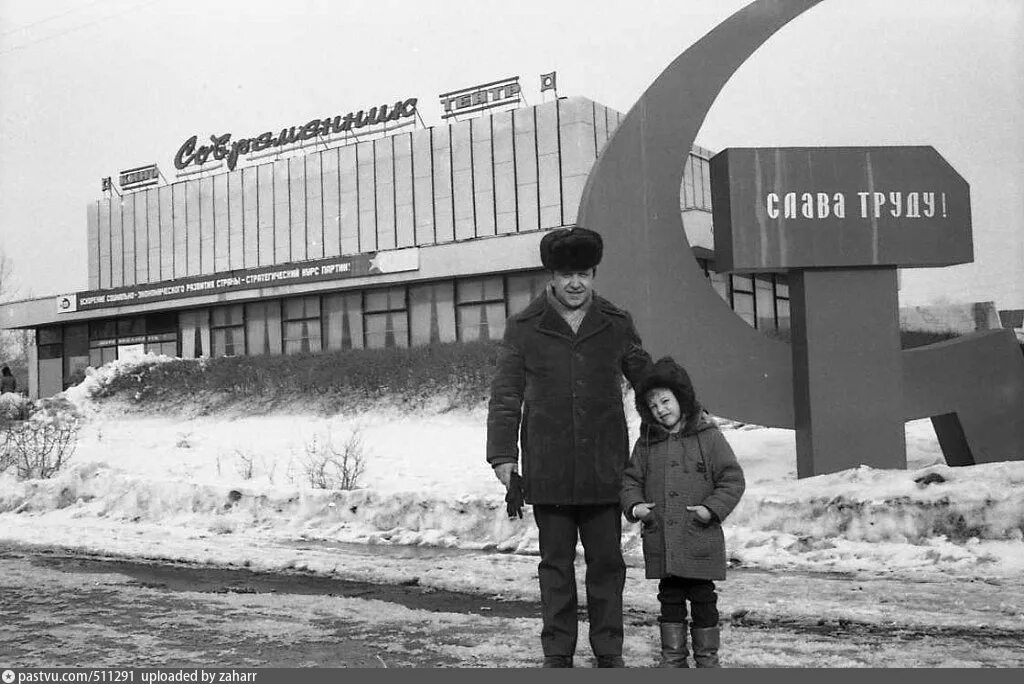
[550,269,595,309]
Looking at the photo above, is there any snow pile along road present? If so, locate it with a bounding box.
[1,353,1022,581]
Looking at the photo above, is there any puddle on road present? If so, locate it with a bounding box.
[16,547,541,619]
[280,538,507,559]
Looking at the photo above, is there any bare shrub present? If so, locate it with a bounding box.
[0,416,79,480]
[301,427,367,491]
[234,449,255,480]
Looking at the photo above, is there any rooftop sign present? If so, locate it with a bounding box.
[173,97,419,175]
[119,164,160,192]
[438,76,521,119]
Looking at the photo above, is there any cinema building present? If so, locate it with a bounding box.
[0,90,794,398]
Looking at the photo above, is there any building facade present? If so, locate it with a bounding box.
[1,96,792,398]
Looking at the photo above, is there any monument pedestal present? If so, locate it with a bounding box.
[790,268,906,477]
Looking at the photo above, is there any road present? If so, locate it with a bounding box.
[1,544,1022,668]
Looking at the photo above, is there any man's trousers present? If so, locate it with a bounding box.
[533,503,626,658]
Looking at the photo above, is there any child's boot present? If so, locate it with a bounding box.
[657,621,689,667]
[690,626,721,668]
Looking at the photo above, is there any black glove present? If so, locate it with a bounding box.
[505,471,526,519]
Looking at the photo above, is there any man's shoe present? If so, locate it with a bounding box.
[595,655,625,668]
[542,655,573,668]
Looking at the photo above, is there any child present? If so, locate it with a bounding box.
[621,356,745,668]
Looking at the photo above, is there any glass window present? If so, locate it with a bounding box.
[145,312,178,334]
[364,287,408,349]
[211,304,244,328]
[730,275,755,327]
[756,275,776,331]
[245,301,282,356]
[116,317,146,338]
[732,290,755,327]
[323,292,366,351]
[145,340,178,358]
[89,320,117,341]
[284,295,320,321]
[701,156,713,211]
[456,277,506,342]
[63,324,89,357]
[210,304,245,357]
[708,270,729,303]
[776,298,791,334]
[364,287,405,314]
[38,343,63,360]
[408,283,456,346]
[38,326,63,345]
[89,346,117,369]
[775,275,789,299]
[506,271,548,317]
[283,296,322,354]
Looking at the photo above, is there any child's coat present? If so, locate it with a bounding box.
[620,357,746,581]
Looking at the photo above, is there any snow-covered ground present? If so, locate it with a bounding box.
[2,353,1022,587]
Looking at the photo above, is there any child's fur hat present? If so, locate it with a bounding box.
[635,356,700,433]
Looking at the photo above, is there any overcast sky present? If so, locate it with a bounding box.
[1,0,1021,310]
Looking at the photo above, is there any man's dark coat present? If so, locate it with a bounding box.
[487,292,652,505]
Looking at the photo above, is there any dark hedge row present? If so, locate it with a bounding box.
[92,341,504,413]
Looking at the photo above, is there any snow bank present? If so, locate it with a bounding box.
[1,356,1022,580]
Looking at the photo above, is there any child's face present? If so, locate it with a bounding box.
[645,388,683,431]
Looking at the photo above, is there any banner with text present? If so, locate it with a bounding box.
[65,249,420,313]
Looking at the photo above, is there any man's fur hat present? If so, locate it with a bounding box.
[539,227,603,271]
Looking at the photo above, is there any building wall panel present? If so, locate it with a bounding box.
[121,193,135,286]
[356,142,377,253]
[288,156,307,263]
[595,102,610,154]
[110,197,124,287]
[199,177,215,274]
[228,171,244,269]
[146,189,160,283]
[451,121,474,241]
[174,183,189,278]
[513,107,539,233]
[87,203,100,290]
[256,163,275,266]
[321,149,341,258]
[241,167,258,268]
[374,138,396,251]
[394,133,415,248]
[273,160,290,264]
[471,117,496,238]
[159,186,173,280]
[338,145,359,255]
[535,100,562,229]
[492,110,517,235]
[431,126,455,243]
[132,192,148,284]
[558,98,597,226]
[411,129,435,246]
[305,153,324,260]
[213,174,229,273]
[98,200,111,289]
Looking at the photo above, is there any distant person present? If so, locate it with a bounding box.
[0,366,16,394]
[487,226,653,668]
[621,356,745,668]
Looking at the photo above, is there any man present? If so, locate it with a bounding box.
[487,226,653,668]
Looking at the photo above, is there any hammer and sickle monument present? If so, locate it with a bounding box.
[577,0,1024,477]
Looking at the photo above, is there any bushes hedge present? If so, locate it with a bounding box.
[92,340,504,413]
